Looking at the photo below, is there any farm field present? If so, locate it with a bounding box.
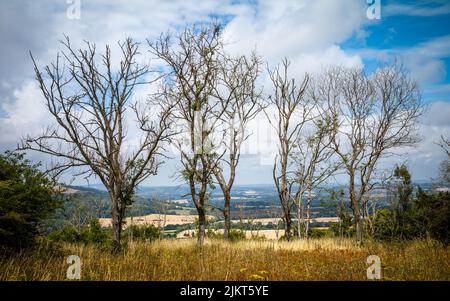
[177,229,287,239]
[230,217,340,225]
[98,214,215,229]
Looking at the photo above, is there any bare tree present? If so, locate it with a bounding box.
[20,37,174,248]
[268,205,282,240]
[438,135,450,184]
[438,135,450,158]
[265,58,310,241]
[154,199,168,237]
[313,63,423,244]
[292,113,339,238]
[148,23,228,247]
[213,52,263,239]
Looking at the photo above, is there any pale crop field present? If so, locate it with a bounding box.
[99,214,215,229]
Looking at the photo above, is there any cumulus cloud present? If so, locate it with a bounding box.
[222,0,366,68]
[354,35,450,87]
[402,101,450,180]
[0,1,64,99]
[0,0,448,185]
[0,80,48,145]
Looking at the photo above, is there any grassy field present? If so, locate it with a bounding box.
[1,238,449,280]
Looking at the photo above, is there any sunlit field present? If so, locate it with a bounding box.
[1,238,448,281]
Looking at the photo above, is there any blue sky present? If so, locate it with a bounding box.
[0,0,449,186]
[341,0,450,104]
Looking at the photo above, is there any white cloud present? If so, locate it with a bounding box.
[0,0,448,185]
[379,101,450,181]
[355,35,450,85]
[223,0,366,69]
[0,80,49,145]
[384,1,450,17]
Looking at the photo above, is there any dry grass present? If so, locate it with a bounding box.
[0,238,449,281]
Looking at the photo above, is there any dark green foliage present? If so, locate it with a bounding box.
[326,189,353,238]
[198,229,246,241]
[123,224,160,242]
[329,200,353,238]
[48,219,108,245]
[369,165,449,243]
[371,165,416,241]
[228,229,246,241]
[48,225,80,243]
[0,152,61,249]
[371,209,398,240]
[205,229,222,239]
[414,189,450,244]
[393,164,413,213]
[82,219,109,244]
[309,228,328,238]
[372,191,450,243]
[392,165,415,239]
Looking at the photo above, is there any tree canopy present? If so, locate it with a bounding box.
[0,152,61,249]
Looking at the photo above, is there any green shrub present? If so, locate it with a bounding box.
[0,152,61,249]
[48,219,108,245]
[48,225,81,243]
[228,229,246,241]
[370,188,450,244]
[414,190,450,244]
[309,228,328,239]
[206,229,222,239]
[123,224,160,242]
[82,219,108,244]
[371,209,398,240]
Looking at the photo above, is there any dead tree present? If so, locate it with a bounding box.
[313,63,423,244]
[148,23,228,247]
[265,58,310,241]
[213,52,263,239]
[438,135,450,158]
[438,135,450,184]
[21,37,174,248]
[154,199,168,238]
[292,112,339,238]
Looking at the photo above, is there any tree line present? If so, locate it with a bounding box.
[5,22,441,249]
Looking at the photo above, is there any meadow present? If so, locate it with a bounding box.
[1,238,449,281]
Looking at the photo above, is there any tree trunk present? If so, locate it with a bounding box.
[352,200,363,245]
[197,208,206,247]
[297,203,302,239]
[111,198,122,250]
[112,217,122,244]
[284,213,292,241]
[355,215,363,245]
[223,191,231,239]
[305,189,312,239]
[349,173,363,245]
[305,203,310,239]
